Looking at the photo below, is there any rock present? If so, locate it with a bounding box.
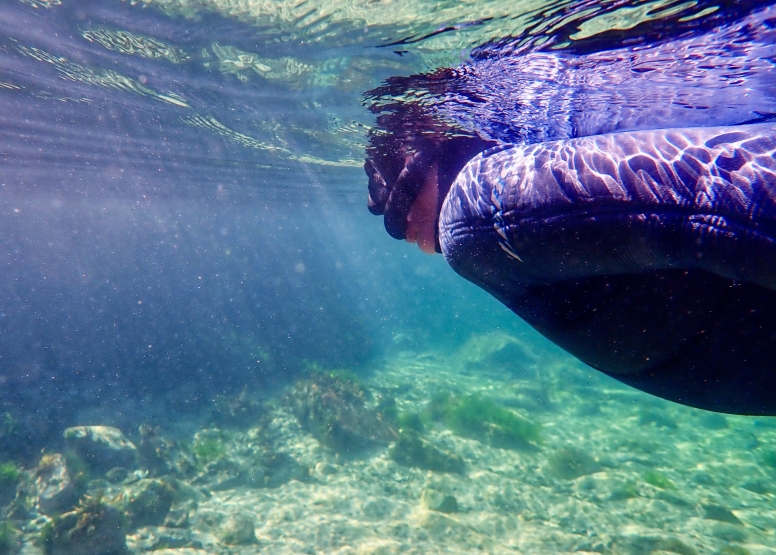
[163,477,206,503]
[148,530,203,551]
[656,490,692,508]
[711,522,747,542]
[701,503,743,525]
[698,412,729,430]
[284,371,395,453]
[456,331,539,379]
[194,450,307,491]
[610,534,697,555]
[361,498,394,520]
[192,458,243,491]
[420,488,459,514]
[43,497,126,555]
[389,430,465,474]
[217,513,256,545]
[137,425,196,478]
[114,478,174,529]
[547,447,603,480]
[418,510,461,537]
[741,479,772,495]
[163,506,190,528]
[105,468,128,484]
[211,388,267,429]
[314,462,339,476]
[63,426,138,476]
[257,451,310,488]
[638,409,678,429]
[35,453,78,515]
[690,471,716,486]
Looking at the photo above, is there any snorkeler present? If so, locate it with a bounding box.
[365,8,776,415]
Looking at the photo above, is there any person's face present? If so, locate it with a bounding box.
[405,161,439,254]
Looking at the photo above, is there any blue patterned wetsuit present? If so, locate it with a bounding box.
[366,7,776,414]
[440,124,776,414]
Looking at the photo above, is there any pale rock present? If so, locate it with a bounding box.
[64,426,138,475]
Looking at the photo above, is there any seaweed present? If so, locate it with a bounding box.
[191,433,226,467]
[389,430,465,474]
[719,546,750,555]
[375,394,398,423]
[396,412,424,433]
[608,481,639,501]
[42,493,127,555]
[0,462,21,508]
[0,520,20,555]
[426,394,541,451]
[643,470,676,490]
[0,463,19,488]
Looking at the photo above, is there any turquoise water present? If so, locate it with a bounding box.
[0,1,775,553]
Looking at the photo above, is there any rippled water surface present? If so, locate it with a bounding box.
[4,0,771,195]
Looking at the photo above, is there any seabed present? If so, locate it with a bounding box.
[4,333,776,555]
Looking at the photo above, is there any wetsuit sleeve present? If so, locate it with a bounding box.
[439,123,776,292]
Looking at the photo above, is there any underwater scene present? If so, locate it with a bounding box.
[1,0,776,554]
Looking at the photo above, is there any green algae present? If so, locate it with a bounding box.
[427,393,541,451]
[719,546,750,555]
[396,412,424,433]
[0,462,21,509]
[389,430,465,474]
[643,470,676,490]
[41,494,127,555]
[375,393,399,423]
[192,434,226,466]
[0,463,19,487]
[608,481,639,501]
[0,520,20,555]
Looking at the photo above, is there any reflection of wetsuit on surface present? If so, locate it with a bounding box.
[366,7,776,415]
